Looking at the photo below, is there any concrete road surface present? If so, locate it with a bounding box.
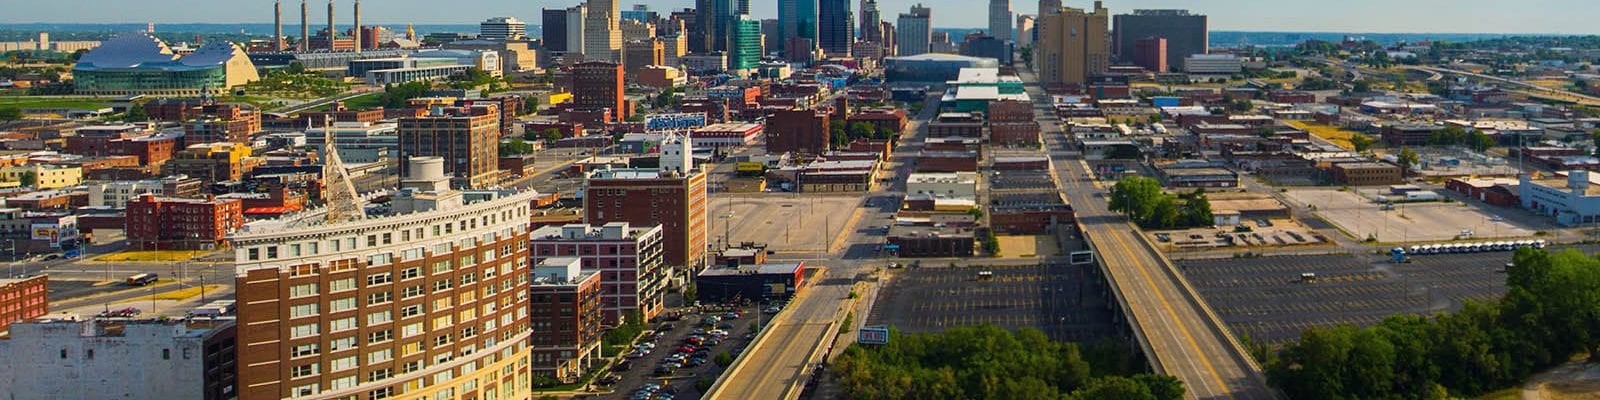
[1021,69,1277,399]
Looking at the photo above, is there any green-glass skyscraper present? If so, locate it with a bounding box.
[730,16,762,70]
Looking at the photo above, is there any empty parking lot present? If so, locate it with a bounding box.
[867,263,1115,342]
[707,195,862,254]
[1284,188,1534,242]
[1183,245,1600,344]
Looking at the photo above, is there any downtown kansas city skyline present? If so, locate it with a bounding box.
[1,0,1597,35]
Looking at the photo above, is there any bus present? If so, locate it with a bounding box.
[126,273,158,286]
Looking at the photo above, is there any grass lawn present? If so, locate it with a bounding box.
[337,92,384,111]
[220,95,279,109]
[153,285,224,301]
[1285,120,1360,150]
[95,249,209,262]
[0,96,112,110]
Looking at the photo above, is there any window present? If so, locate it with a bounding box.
[329,278,356,293]
[290,283,318,298]
[162,348,170,360]
[330,336,356,352]
[290,303,319,319]
[330,375,357,390]
[433,279,454,292]
[290,323,320,339]
[432,259,452,274]
[401,322,424,338]
[329,297,356,313]
[330,355,357,372]
[401,267,422,280]
[293,383,320,398]
[432,315,454,330]
[461,273,476,285]
[367,253,392,266]
[402,285,424,299]
[291,363,320,378]
[367,291,393,306]
[483,265,497,279]
[368,387,394,400]
[460,254,476,267]
[401,304,423,319]
[367,310,393,326]
[369,368,393,382]
[367,272,392,286]
[267,247,278,259]
[369,329,393,344]
[330,317,357,332]
[368,348,393,364]
[292,343,320,358]
[248,248,260,261]
[402,359,424,374]
[481,249,496,262]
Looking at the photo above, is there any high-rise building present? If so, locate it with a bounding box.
[818,0,853,57]
[880,20,897,56]
[397,105,501,189]
[989,0,1012,41]
[529,224,668,324]
[729,16,762,70]
[1036,1,1108,87]
[542,9,568,52]
[859,0,882,43]
[584,169,708,275]
[663,34,687,67]
[778,0,819,57]
[1038,0,1062,15]
[690,0,714,53]
[1016,14,1035,48]
[1113,10,1208,65]
[1134,37,1168,72]
[230,161,537,400]
[895,4,932,56]
[623,39,665,78]
[566,5,587,61]
[620,19,655,42]
[572,62,626,119]
[583,0,622,62]
[480,16,527,40]
[737,0,750,15]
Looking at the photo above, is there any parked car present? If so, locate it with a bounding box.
[597,375,621,386]
[612,360,632,372]
[653,365,675,376]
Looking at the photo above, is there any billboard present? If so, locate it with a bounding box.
[858,325,890,345]
[644,113,708,132]
[31,215,78,248]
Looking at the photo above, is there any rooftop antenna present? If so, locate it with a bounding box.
[320,116,365,223]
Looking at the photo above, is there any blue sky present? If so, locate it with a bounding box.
[3,0,1596,34]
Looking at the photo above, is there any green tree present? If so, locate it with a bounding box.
[1397,147,1420,176]
[1069,376,1155,400]
[499,138,535,156]
[520,97,540,115]
[713,351,734,367]
[380,81,432,109]
[122,103,148,122]
[847,121,876,140]
[1468,130,1495,152]
[1350,134,1375,152]
[18,171,36,187]
[1108,176,1165,224]
[1353,79,1375,93]
[829,119,849,147]
[541,128,563,143]
[0,107,20,123]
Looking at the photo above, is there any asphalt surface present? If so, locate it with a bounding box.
[1022,69,1277,399]
[868,262,1116,342]
[594,305,760,400]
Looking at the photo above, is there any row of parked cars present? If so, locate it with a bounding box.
[1404,239,1546,255]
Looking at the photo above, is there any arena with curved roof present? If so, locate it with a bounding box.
[73,32,260,96]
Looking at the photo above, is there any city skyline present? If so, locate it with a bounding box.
[1,0,1597,35]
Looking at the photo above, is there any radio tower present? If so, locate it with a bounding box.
[319,117,365,223]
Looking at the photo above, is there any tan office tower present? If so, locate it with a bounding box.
[1035,1,1108,88]
[232,158,537,400]
[583,0,621,62]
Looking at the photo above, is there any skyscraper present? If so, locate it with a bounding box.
[895,4,932,56]
[583,0,622,62]
[1036,1,1108,87]
[859,0,882,43]
[480,16,527,40]
[818,0,854,57]
[1038,0,1062,15]
[1016,14,1035,48]
[566,5,587,60]
[1112,10,1209,66]
[778,0,818,58]
[989,0,1012,41]
[729,16,762,70]
[543,8,569,52]
[692,0,737,53]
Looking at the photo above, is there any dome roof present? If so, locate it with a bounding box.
[76,32,177,69]
[179,41,245,67]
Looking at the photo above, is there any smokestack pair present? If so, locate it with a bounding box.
[281,0,359,52]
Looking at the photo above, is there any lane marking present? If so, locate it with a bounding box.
[1108,225,1235,399]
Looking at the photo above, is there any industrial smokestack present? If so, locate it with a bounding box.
[274,1,284,51]
[300,0,309,51]
[327,0,336,51]
[353,0,362,53]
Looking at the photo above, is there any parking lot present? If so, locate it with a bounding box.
[707,195,863,253]
[1182,245,1600,344]
[1153,218,1329,251]
[867,263,1116,342]
[1283,188,1534,242]
[592,304,765,400]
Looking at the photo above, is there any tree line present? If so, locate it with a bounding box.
[1107,176,1214,230]
[833,325,1185,400]
[1267,248,1600,399]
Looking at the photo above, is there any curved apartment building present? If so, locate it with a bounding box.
[230,168,538,400]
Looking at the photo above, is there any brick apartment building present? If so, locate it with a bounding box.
[1381,124,1440,146]
[0,275,47,333]
[125,195,243,250]
[529,223,668,325]
[986,100,1034,122]
[183,104,263,145]
[229,187,538,400]
[572,62,627,123]
[584,168,708,276]
[398,105,502,189]
[765,108,831,155]
[529,257,604,383]
[846,108,909,134]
